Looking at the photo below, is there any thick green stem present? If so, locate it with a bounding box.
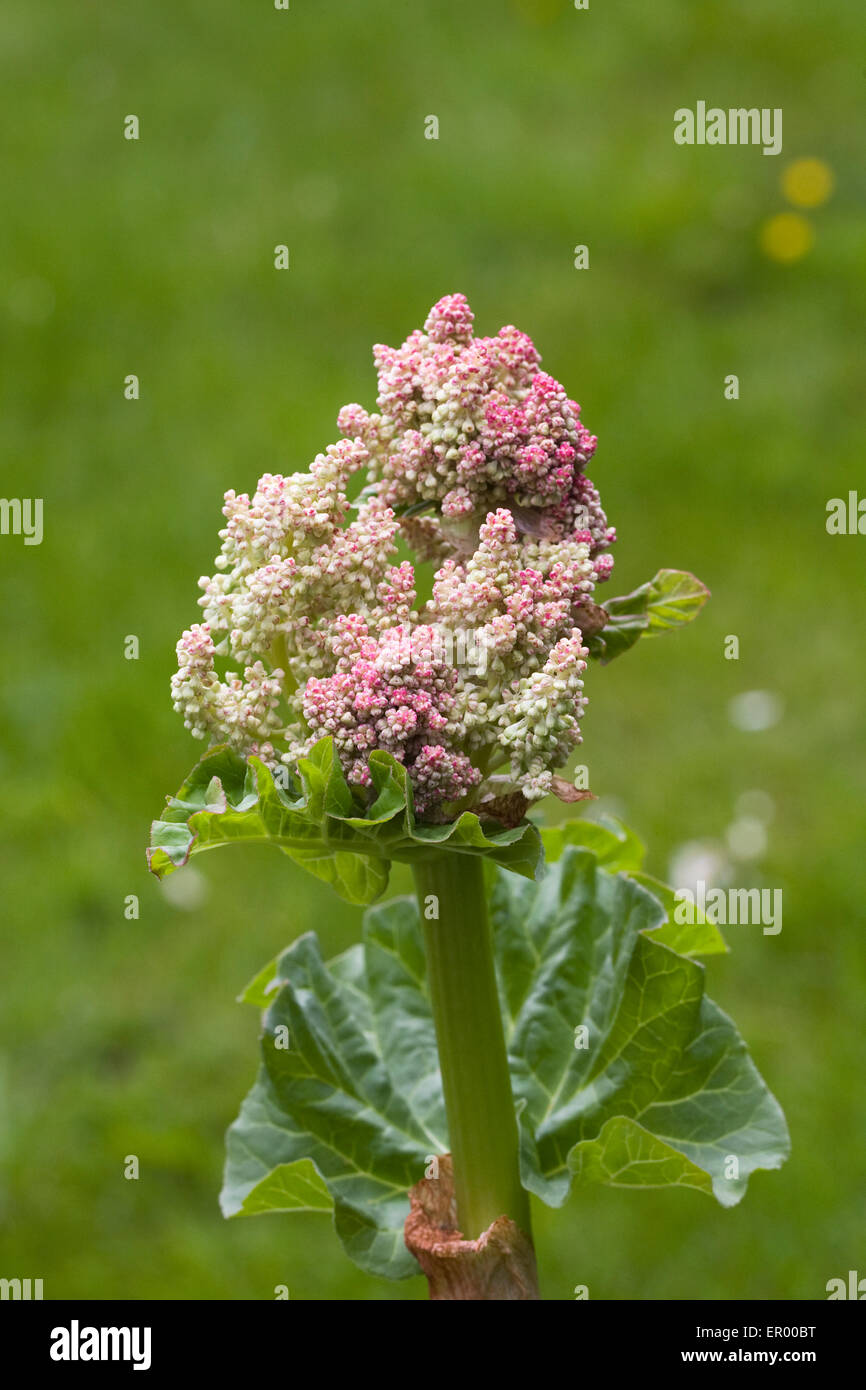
[412,853,531,1241]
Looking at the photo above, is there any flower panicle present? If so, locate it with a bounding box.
[170,295,614,820]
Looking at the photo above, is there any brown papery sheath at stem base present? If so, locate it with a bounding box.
[404,1155,540,1301]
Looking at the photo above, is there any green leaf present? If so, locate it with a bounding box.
[224,843,787,1279]
[567,1117,717,1194]
[237,955,284,1008]
[221,907,447,1280]
[491,849,788,1209]
[587,569,710,664]
[542,815,645,872]
[228,1159,334,1215]
[148,737,543,906]
[542,820,725,956]
[629,871,727,958]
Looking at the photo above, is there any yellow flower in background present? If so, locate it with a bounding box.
[760,212,814,263]
[761,158,833,262]
[782,158,834,208]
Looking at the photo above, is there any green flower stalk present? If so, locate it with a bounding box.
[412,854,530,1239]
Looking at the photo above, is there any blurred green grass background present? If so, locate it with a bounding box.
[1,0,864,1299]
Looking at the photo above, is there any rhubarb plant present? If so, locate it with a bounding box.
[149,296,788,1299]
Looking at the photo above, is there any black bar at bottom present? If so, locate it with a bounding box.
[1,1297,860,1373]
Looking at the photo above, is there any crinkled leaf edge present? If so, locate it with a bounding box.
[148,735,543,904]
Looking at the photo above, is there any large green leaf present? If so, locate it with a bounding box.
[148,737,543,905]
[587,568,710,664]
[223,847,787,1278]
[491,849,787,1208]
[542,817,726,957]
[221,902,447,1279]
